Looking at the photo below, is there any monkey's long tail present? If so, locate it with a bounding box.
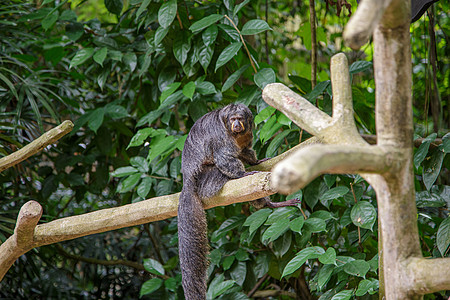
[178,182,208,300]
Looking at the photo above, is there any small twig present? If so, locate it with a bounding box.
[223,15,258,74]
[350,183,362,250]
[309,0,317,88]
[176,10,183,29]
[248,273,269,297]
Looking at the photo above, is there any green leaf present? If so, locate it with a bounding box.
[105,0,123,15]
[317,264,334,290]
[306,80,330,102]
[128,128,155,149]
[265,207,296,225]
[240,19,272,35]
[93,47,108,66]
[173,34,191,65]
[320,186,349,208]
[137,177,152,198]
[331,289,353,300]
[41,11,59,31]
[356,279,378,296]
[441,132,450,153]
[289,75,312,95]
[135,0,151,21]
[199,45,213,72]
[319,247,336,265]
[215,42,242,72]
[243,208,271,234]
[139,278,163,297]
[222,256,235,270]
[289,216,304,233]
[254,68,276,89]
[131,156,149,173]
[304,217,326,233]
[202,24,218,47]
[343,259,370,278]
[87,108,105,133]
[123,52,137,72]
[222,65,249,92]
[154,26,170,45]
[211,215,246,242]
[437,217,450,257]
[105,104,128,119]
[160,82,181,103]
[196,81,216,95]
[282,246,325,278]
[235,248,249,261]
[143,258,165,275]
[351,201,377,230]
[233,0,250,16]
[210,280,235,298]
[158,0,177,28]
[111,166,138,178]
[422,147,445,190]
[262,218,290,243]
[254,106,276,125]
[415,191,446,208]
[349,60,373,74]
[117,173,141,193]
[182,82,196,99]
[69,48,94,68]
[189,14,224,33]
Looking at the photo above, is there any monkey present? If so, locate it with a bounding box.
[177,103,300,300]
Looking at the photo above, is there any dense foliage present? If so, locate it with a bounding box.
[0,0,449,299]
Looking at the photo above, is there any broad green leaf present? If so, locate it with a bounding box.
[211,280,235,298]
[262,218,290,243]
[304,217,326,233]
[349,60,373,74]
[182,82,195,99]
[416,191,446,208]
[243,208,271,234]
[260,115,282,144]
[320,186,349,208]
[306,80,330,102]
[199,45,213,72]
[93,47,107,66]
[437,217,450,257]
[289,75,312,94]
[130,156,149,173]
[160,82,181,103]
[69,48,94,68]
[202,24,218,47]
[87,108,104,133]
[422,147,445,190]
[282,246,325,278]
[266,130,292,157]
[154,26,170,45]
[343,259,370,278]
[143,258,165,275]
[211,215,246,242]
[123,52,137,72]
[441,132,450,153]
[139,278,163,297]
[331,290,353,300]
[265,207,295,225]
[254,253,269,278]
[135,0,151,21]
[289,216,304,233]
[351,201,377,230]
[189,14,224,33]
[272,231,292,257]
[356,279,378,296]
[254,106,276,125]
[233,0,250,16]
[137,177,152,198]
[222,65,249,92]
[222,256,235,270]
[117,173,141,193]
[148,135,178,162]
[41,11,58,31]
[241,19,272,35]
[319,247,336,265]
[317,264,334,290]
[173,34,191,65]
[105,104,128,119]
[235,248,249,261]
[158,0,177,28]
[196,81,216,95]
[105,0,123,15]
[217,24,240,41]
[254,68,276,89]
[111,166,138,177]
[215,42,242,72]
[414,140,432,169]
[164,277,178,292]
[128,128,155,149]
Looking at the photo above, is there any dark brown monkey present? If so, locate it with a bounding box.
[178,103,299,300]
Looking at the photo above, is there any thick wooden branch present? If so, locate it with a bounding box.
[0,171,277,281]
[343,0,391,49]
[272,145,391,194]
[407,257,450,295]
[0,120,74,172]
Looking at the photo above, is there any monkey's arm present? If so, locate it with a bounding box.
[214,146,246,179]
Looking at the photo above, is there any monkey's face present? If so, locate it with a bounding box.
[220,104,254,135]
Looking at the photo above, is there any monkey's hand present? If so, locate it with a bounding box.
[256,157,270,164]
[266,198,301,208]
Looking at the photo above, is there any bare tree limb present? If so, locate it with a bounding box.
[0,120,74,172]
[407,257,450,295]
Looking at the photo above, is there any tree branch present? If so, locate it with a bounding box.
[0,120,74,172]
[407,257,450,295]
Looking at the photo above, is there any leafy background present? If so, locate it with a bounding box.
[0,0,449,299]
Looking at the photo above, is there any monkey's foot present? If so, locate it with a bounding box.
[266,198,301,208]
